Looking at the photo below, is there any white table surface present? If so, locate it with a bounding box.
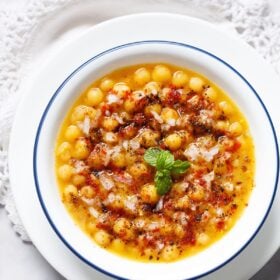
[1,1,280,279]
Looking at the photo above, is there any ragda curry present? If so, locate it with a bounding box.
[55,64,254,262]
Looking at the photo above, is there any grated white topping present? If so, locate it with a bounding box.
[77,116,90,135]
[134,219,146,229]
[216,208,224,217]
[107,94,120,104]
[155,197,164,212]
[112,113,124,124]
[99,172,115,190]
[167,118,176,126]
[91,109,102,128]
[147,220,164,231]
[187,95,199,106]
[107,192,116,203]
[89,207,100,218]
[103,148,113,167]
[184,143,219,162]
[156,242,165,251]
[74,160,86,173]
[112,172,133,185]
[129,139,140,150]
[202,171,215,188]
[151,110,163,123]
[151,89,158,96]
[122,140,129,150]
[223,182,235,192]
[81,197,94,205]
[204,145,219,161]
[103,132,117,143]
[124,195,138,212]
[133,90,145,100]
[184,143,199,161]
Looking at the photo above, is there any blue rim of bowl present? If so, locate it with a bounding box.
[33,40,279,280]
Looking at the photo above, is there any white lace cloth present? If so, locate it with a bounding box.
[0,0,279,243]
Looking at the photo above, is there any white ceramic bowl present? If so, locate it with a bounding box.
[34,41,279,280]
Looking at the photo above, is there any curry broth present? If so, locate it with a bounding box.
[55,63,254,262]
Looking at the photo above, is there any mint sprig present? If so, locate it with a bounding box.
[144,148,191,195]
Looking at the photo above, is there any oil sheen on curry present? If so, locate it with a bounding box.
[55,64,255,262]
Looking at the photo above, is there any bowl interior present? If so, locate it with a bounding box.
[34,41,278,280]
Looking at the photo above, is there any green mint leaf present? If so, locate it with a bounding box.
[155,171,172,195]
[144,148,191,196]
[171,160,191,175]
[144,148,162,167]
[156,150,174,170]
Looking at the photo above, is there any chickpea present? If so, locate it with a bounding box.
[100,78,114,92]
[113,82,130,98]
[121,124,137,139]
[175,195,190,209]
[159,87,170,102]
[63,184,78,201]
[172,182,188,194]
[144,103,162,117]
[152,65,172,83]
[172,70,189,87]
[87,150,104,170]
[189,77,205,92]
[110,194,125,209]
[161,245,180,261]
[72,174,86,186]
[139,129,160,147]
[144,81,161,95]
[113,218,134,240]
[80,185,94,198]
[127,245,139,256]
[86,88,104,107]
[58,164,74,181]
[65,125,82,142]
[164,133,182,151]
[125,152,137,165]
[71,105,96,122]
[160,108,179,123]
[236,135,247,147]
[87,220,98,233]
[57,142,72,161]
[124,98,137,113]
[111,152,126,168]
[129,162,148,177]
[197,233,210,245]
[189,186,205,201]
[215,120,229,131]
[102,117,119,131]
[177,130,191,144]
[111,238,125,251]
[119,111,131,122]
[219,101,233,115]
[140,183,159,204]
[103,132,118,144]
[228,122,242,136]
[203,87,217,101]
[232,158,240,168]
[174,224,185,238]
[94,230,111,247]
[72,139,90,160]
[160,223,173,235]
[134,67,151,85]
